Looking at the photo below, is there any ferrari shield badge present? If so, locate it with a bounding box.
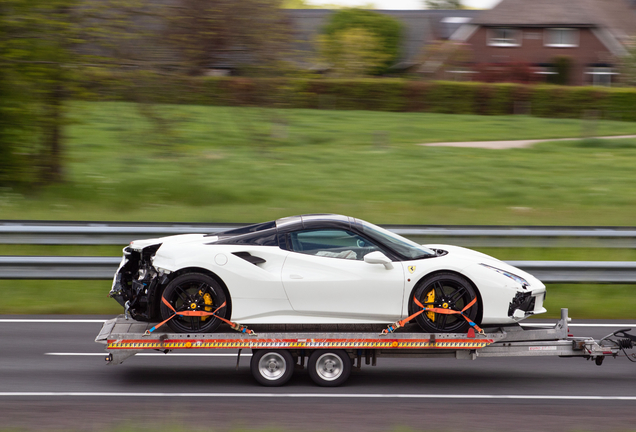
[408,265,416,274]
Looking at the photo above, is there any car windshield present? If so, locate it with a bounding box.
[359,220,436,260]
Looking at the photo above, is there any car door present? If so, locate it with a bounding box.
[281,229,405,322]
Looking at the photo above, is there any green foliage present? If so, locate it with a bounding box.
[321,9,403,75]
[0,0,72,186]
[618,40,636,86]
[83,76,636,121]
[548,56,572,86]
[317,28,391,77]
[281,0,374,8]
[166,0,291,77]
[605,87,636,122]
[425,0,463,9]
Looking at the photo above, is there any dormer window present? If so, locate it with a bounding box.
[488,28,522,47]
[545,28,579,47]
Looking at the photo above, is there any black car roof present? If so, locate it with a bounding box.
[276,214,353,232]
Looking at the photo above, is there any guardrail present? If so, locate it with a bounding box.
[1,256,635,283]
[3,221,636,247]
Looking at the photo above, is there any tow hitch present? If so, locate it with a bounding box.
[597,328,636,364]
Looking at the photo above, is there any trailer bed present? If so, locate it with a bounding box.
[96,308,635,386]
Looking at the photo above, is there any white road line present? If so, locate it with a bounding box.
[1,392,636,401]
[45,352,251,357]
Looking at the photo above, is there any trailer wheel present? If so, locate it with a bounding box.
[250,350,294,386]
[308,350,351,387]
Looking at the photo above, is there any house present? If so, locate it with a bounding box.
[451,0,636,85]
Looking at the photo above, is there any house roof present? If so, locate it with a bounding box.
[473,0,636,40]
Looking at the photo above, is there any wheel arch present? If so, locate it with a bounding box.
[156,267,233,320]
[408,269,483,325]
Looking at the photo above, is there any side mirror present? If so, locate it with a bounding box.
[364,251,394,270]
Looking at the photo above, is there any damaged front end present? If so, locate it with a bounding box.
[508,291,539,320]
[109,243,168,321]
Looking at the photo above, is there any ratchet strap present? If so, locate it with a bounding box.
[144,296,256,336]
[381,296,483,335]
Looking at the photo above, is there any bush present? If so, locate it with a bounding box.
[81,74,636,122]
[321,9,403,76]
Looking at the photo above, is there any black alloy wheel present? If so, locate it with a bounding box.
[159,272,228,333]
[410,272,480,333]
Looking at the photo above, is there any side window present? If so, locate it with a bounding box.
[289,229,379,260]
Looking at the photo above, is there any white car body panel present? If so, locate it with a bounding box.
[281,252,405,323]
[147,240,545,325]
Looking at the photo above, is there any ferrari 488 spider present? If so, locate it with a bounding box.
[109,214,546,333]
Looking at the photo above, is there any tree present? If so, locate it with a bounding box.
[318,28,391,77]
[320,9,403,75]
[166,0,291,76]
[619,38,636,86]
[0,0,169,186]
[0,0,80,185]
[425,0,463,9]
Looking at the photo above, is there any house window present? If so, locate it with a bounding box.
[488,28,521,47]
[585,67,617,86]
[545,28,579,47]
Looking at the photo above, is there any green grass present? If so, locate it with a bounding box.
[539,284,636,320]
[0,280,119,314]
[0,245,124,256]
[3,102,636,225]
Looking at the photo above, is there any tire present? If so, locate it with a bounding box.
[250,350,295,386]
[308,350,351,387]
[159,272,228,333]
[410,272,480,333]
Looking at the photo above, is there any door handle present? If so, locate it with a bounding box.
[289,274,303,279]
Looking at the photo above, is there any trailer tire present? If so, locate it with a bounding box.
[308,350,351,387]
[250,349,294,386]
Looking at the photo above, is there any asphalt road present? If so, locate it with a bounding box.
[1,315,636,432]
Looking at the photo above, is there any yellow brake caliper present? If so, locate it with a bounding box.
[425,290,435,321]
[199,290,214,321]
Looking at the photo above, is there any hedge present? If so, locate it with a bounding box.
[82,74,636,121]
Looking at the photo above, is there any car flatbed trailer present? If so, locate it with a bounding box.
[95,308,636,387]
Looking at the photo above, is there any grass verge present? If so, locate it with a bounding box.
[2,102,636,225]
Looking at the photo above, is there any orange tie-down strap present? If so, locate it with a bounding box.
[382,297,483,336]
[143,297,256,336]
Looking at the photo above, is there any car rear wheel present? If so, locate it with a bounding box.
[160,273,228,333]
[411,272,480,333]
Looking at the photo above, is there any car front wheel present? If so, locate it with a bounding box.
[159,272,229,333]
[410,272,480,333]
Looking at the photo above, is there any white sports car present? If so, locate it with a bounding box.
[109,214,547,334]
